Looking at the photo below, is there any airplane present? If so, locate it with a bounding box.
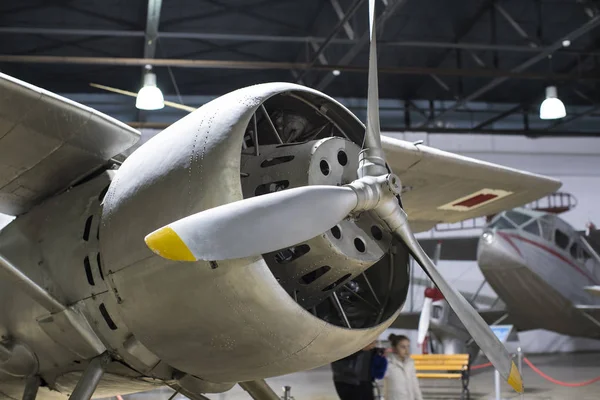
[0,1,559,399]
[392,206,600,357]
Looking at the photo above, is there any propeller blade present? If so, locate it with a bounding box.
[89,83,198,113]
[145,186,359,261]
[364,0,383,153]
[383,208,523,393]
[417,297,432,345]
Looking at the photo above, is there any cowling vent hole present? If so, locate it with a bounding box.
[255,180,290,196]
[322,273,352,292]
[99,303,118,330]
[300,266,331,285]
[83,216,93,241]
[261,155,295,168]
[274,244,310,264]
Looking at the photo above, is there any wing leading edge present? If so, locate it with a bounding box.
[0,72,140,216]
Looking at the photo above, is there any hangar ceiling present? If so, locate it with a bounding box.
[2,0,600,136]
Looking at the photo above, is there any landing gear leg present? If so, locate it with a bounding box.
[239,380,279,400]
[22,375,40,400]
[69,352,111,400]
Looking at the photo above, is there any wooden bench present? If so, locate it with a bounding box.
[411,354,471,400]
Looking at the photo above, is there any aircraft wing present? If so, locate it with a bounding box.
[0,72,140,216]
[382,136,561,232]
[419,236,480,261]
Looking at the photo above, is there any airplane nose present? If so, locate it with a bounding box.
[477,230,527,270]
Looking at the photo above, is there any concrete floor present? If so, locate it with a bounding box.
[191,352,599,400]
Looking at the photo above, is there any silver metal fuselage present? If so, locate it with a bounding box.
[478,210,600,338]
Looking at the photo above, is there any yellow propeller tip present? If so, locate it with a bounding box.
[145,226,197,262]
[507,361,524,393]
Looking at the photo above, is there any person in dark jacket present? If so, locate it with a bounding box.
[331,341,386,400]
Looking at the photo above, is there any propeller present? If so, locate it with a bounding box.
[145,186,359,261]
[417,241,442,346]
[142,0,523,393]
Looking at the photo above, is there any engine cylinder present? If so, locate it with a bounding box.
[241,138,405,328]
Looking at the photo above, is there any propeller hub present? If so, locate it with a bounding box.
[357,148,388,178]
[387,173,402,196]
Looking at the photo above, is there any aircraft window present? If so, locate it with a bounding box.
[582,250,591,261]
[570,242,580,259]
[432,305,443,319]
[555,230,570,250]
[505,211,532,226]
[489,217,516,230]
[523,221,541,236]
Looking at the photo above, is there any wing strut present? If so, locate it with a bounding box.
[239,380,280,400]
[0,253,106,358]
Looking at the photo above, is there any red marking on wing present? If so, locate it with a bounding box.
[507,233,599,284]
[453,193,498,208]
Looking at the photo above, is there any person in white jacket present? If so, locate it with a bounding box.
[383,334,423,400]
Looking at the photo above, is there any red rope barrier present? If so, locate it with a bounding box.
[470,358,600,387]
[471,362,493,370]
[523,357,600,387]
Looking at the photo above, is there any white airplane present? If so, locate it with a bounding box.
[394,208,600,357]
[0,1,559,399]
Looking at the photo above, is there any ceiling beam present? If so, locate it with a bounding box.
[310,42,329,67]
[429,74,453,94]
[494,3,539,48]
[419,14,600,127]
[61,4,139,30]
[330,0,356,40]
[159,0,285,30]
[3,27,600,56]
[315,0,410,91]
[3,54,600,81]
[410,0,494,98]
[471,104,522,130]
[546,103,600,130]
[466,50,487,67]
[295,0,365,83]
[143,0,162,59]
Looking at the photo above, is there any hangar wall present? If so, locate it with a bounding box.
[385,132,600,355]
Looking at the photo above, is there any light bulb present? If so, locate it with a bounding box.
[136,72,164,110]
[539,86,566,120]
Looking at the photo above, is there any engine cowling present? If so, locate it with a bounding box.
[99,83,410,383]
